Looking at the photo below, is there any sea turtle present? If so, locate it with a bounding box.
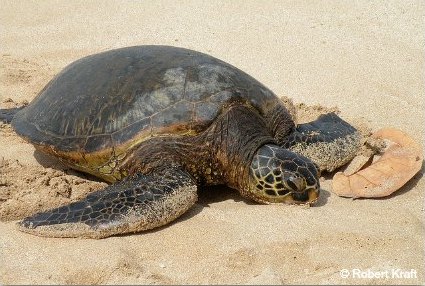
[0,46,361,238]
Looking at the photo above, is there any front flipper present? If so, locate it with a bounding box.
[281,113,362,172]
[18,168,197,238]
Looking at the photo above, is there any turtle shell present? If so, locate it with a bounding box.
[12,46,282,179]
[13,46,282,151]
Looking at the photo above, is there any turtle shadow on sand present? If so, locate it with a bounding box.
[33,149,66,169]
[33,150,101,182]
[310,188,330,207]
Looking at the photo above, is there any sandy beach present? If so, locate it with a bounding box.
[0,1,424,284]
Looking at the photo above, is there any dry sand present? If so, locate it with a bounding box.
[0,1,424,284]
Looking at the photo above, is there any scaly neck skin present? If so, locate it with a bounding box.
[204,104,276,191]
[122,104,277,191]
[262,100,296,144]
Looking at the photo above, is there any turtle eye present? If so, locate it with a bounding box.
[283,174,306,193]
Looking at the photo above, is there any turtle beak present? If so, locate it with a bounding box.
[307,188,320,204]
[288,187,320,205]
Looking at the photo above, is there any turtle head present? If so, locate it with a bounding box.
[247,144,320,204]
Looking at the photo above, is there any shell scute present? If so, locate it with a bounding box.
[111,117,151,146]
[84,134,113,153]
[185,64,235,102]
[193,101,220,126]
[151,101,193,133]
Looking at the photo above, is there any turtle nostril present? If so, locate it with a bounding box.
[287,176,306,193]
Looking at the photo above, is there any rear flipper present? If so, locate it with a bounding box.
[281,112,362,172]
[18,167,197,238]
[0,107,25,123]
